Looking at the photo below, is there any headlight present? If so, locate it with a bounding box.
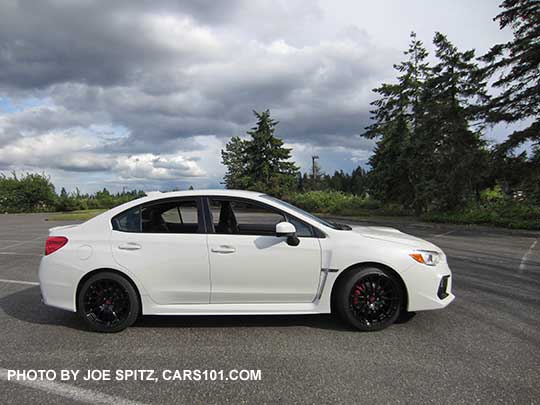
[409,250,441,266]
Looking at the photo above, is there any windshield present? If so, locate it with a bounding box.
[260,195,341,230]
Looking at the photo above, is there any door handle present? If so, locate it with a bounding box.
[211,245,236,254]
[118,243,141,251]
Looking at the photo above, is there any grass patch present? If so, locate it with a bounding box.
[46,209,106,221]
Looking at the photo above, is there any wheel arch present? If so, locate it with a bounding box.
[330,262,408,312]
[75,268,143,314]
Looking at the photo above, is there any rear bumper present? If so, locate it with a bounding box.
[38,255,78,312]
[402,260,455,311]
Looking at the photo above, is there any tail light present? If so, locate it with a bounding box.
[45,236,68,255]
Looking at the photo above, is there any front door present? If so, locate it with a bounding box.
[206,198,321,303]
[111,198,210,305]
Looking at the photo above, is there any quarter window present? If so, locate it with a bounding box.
[112,207,140,232]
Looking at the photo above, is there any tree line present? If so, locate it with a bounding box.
[0,172,145,213]
[221,0,539,214]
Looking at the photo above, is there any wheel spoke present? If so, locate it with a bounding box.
[349,273,400,327]
[83,279,130,327]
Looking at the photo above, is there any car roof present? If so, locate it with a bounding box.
[143,189,265,200]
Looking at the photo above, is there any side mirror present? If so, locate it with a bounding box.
[276,222,300,246]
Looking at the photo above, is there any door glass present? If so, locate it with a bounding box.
[210,199,285,235]
[112,207,140,232]
[141,200,199,233]
[287,217,313,237]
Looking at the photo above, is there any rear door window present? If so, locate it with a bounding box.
[142,200,200,234]
[112,199,201,234]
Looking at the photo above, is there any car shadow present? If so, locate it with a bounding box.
[0,286,415,332]
[0,286,85,330]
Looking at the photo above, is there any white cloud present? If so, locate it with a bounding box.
[0,131,205,180]
[116,154,205,180]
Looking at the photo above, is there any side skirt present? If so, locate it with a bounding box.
[141,299,331,316]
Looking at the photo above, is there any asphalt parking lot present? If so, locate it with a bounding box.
[1,214,539,404]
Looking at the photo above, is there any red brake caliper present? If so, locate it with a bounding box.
[352,283,364,305]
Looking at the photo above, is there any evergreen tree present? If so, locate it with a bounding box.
[482,0,540,202]
[350,166,367,196]
[221,136,248,189]
[364,32,488,212]
[221,110,299,196]
[415,33,489,211]
[363,32,430,207]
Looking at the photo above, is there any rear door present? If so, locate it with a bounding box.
[111,197,210,305]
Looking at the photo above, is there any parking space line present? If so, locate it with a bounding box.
[433,230,456,238]
[1,236,45,250]
[0,279,40,286]
[0,252,42,257]
[519,239,538,273]
[0,368,147,405]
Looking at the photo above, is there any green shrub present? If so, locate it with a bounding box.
[422,201,540,230]
[0,172,56,213]
[284,191,384,216]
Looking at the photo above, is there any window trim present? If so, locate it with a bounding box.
[203,196,324,238]
[111,196,206,234]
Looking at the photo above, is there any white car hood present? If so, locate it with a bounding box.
[350,226,440,251]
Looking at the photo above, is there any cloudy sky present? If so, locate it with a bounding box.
[0,0,513,193]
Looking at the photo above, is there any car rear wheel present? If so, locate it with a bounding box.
[77,272,139,333]
[336,267,403,331]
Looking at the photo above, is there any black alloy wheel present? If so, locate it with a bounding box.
[336,267,403,331]
[77,272,139,333]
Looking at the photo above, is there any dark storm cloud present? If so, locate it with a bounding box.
[0,0,399,189]
[0,0,225,90]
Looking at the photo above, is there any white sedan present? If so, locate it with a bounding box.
[39,190,454,332]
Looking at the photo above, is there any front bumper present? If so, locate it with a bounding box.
[402,260,455,312]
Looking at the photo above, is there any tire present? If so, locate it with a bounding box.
[77,272,140,333]
[335,266,404,331]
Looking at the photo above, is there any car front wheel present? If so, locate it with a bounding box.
[77,272,140,333]
[336,267,404,331]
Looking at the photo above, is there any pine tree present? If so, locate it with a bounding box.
[482,0,539,123]
[221,110,299,196]
[482,0,540,202]
[415,33,489,211]
[364,32,489,212]
[350,166,367,196]
[221,136,248,189]
[363,32,430,207]
[243,110,298,195]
